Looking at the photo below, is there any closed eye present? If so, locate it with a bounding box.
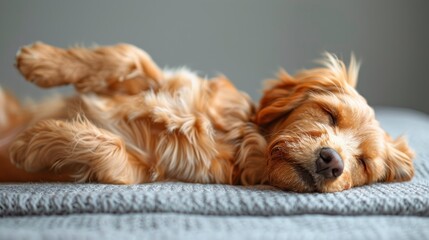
[318,105,338,126]
[324,109,337,126]
[358,157,368,171]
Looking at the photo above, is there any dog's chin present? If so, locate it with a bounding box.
[269,161,351,193]
[291,164,317,192]
[268,161,317,193]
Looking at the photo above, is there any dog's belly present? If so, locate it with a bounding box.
[79,93,237,184]
[72,71,265,185]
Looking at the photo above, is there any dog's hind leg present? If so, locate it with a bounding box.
[16,42,163,95]
[9,117,149,184]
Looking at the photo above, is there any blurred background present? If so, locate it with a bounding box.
[1,0,428,113]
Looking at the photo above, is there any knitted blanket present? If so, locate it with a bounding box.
[1,107,428,240]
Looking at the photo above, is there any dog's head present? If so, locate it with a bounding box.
[257,54,414,192]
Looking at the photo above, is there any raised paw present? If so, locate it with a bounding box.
[16,42,70,88]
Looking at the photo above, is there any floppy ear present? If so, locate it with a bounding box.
[256,70,307,125]
[384,135,415,182]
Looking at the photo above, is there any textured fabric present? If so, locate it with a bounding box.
[1,214,428,240]
[1,181,429,217]
[0,107,428,239]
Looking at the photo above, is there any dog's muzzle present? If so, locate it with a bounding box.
[315,147,344,178]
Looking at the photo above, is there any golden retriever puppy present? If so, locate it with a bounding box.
[0,42,414,192]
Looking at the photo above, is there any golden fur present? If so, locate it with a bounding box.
[0,42,414,192]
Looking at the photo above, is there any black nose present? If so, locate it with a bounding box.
[316,147,344,178]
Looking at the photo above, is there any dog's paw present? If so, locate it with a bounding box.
[16,42,67,88]
[9,131,50,172]
[9,137,30,170]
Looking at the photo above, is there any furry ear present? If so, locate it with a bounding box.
[256,70,306,125]
[383,135,415,182]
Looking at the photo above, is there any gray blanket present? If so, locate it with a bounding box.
[1,107,428,240]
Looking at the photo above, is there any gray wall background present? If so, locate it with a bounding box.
[1,0,428,113]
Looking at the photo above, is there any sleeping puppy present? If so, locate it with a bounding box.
[0,42,414,192]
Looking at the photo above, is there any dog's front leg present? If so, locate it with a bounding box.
[9,117,149,184]
[16,42,163,95]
